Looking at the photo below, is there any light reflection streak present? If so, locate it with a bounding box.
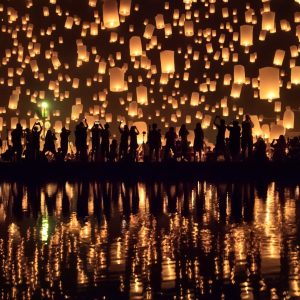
[0,181,298,299]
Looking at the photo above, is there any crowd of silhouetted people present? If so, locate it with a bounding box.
[1,115,300,163]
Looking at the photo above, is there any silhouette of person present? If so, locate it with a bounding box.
[24,128,32,160]
[100,123,110,161]
[91,122,101,161]
[60,127,70,160]
[43,129,57,155]
[213,116,226,157]
[164,126,177,160]
[271,135,287,162]
[119,121,129,160]
[193,122,204,162]
[129,126,139,161]
[227,120,241,161]
[148,123,161,162]
[31,122,42,160]
[75,119,88,162]
[109,139,118,162]
[179,124,189,161]
[253,137,268,162]
[11,123,23,161]
[241,114,254,160]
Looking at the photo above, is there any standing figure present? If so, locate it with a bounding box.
[91,122,101,161]
[11,123,23,161]
[271,135,287,162]
[179,124,189,161]
[75,119,88,162]
[60,127,70,160]
[213,116,226,157]
[148,123,161,162]
[129,126,139,162]
[227,120,241,161]
[109,139,118,162]
[43,129,57,155]
[101,123,110,161]
[164,127,177,160]
[241,114,254,160]
[193,122,204,162]
[119,122,129,160]
[31,122,43,160]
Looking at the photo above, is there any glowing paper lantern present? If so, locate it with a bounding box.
[160,50,175,74]
[119,0,131,16]
[103,0,120,29]
[259,67,280,100]
[128,101,138,117]
[291,66,300,84]
[129,36,142,56]
[109,67,125,92]
[190,92,199,106]
[273,50,285,66]
[234,65,245,84]
[283,106,294,129]
[240,25,253,46]
[262,11,275,32]
[136,85,148,105]
[274,101,281,112]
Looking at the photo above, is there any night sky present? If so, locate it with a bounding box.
[1,0,300,142]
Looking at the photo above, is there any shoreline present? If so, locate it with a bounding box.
[0,161,299,182]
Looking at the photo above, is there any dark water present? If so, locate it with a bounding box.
[0,181,300,299]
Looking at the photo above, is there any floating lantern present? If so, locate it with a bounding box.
[259,67,280,100]
[109,67,125,92]
[283,106,294,129]
[160,50,175,74]
[103,0,120,29]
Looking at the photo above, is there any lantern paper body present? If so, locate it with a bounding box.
[283,107,294,129]
[119,0,131,16]
[259,67,280,100]
[103,0,120,29]
[136,85,148,105]
[129,36,142,56]
[109,67,125,92]
[160,50,175,74]
[291,66,300,84]
[240,25,253,46]
[234,65,245,84]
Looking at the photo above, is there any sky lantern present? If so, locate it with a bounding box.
[103,0,120,29]
[262,11,275,32]
[119,0,131,17]
[160,50,175,74]
[283,106,294,129]
[109,67,125,92]
[129,36,142,56]
[273,50,285,66]
[274,101,281,112]
[136,85,148,105]
[259,67,280,100]
[128,101,138,117]
[233,65,246,84]
[240,25,253,46]
[291,66,300,84]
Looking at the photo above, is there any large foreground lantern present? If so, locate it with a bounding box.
[103,0,120,29]
[129,36,142,56]
[259,67,280,100]
[291,66,300,84]
[160,50,175,74]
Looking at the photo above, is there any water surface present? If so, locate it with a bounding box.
[0,181,299,299]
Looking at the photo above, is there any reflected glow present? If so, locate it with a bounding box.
[0,181,299,298]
